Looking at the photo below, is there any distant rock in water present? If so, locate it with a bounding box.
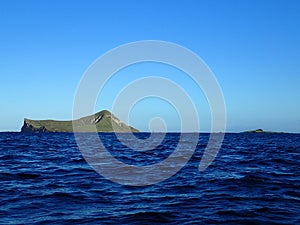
[21,110,139,133]
[245,129,264,133]
[243,129,285,134]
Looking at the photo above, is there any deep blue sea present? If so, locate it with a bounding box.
[0,132,299,224]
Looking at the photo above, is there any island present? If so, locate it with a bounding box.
[243,129,285,134]
[21,110,139,133]
[244,129,265,133]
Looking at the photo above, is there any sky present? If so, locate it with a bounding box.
[0,0,299,132]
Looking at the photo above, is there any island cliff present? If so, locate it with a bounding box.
[21,110,139,133]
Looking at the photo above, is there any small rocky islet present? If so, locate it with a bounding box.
[243,129,285,134]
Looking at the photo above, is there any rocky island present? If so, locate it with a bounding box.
[243,129,285,134]
[21,110,139,133]
[244,129,265,133]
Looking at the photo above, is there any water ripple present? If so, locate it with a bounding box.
[0,132,299,224]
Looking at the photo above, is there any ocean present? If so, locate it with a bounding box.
[0,132,299,224]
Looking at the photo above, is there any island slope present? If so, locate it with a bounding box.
[21,110,139,133]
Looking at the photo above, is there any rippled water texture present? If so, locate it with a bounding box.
[0,132,299,224]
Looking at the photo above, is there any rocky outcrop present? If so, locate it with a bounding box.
[245,129,264,133]
[243,129,285,134]
[21,120,49,133]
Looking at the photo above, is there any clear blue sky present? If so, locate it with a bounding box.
[0,0,299,132]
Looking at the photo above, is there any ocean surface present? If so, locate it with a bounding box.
[0,132,299,224]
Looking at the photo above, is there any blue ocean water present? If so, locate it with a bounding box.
[0,132,299,224]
